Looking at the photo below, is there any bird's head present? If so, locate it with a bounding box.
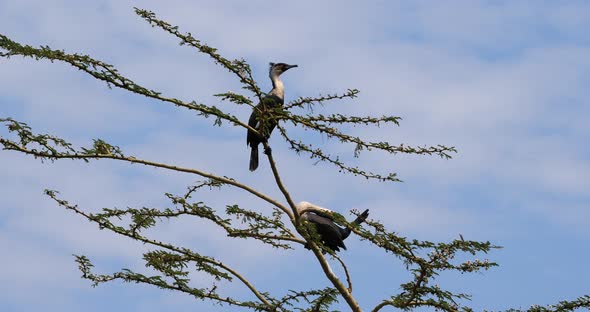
[269,62,298,78]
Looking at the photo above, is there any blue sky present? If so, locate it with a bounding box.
[1,1,589,311]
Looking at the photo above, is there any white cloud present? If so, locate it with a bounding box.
[1,1,589,311]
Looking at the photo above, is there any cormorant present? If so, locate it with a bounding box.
[247,62,297,171]
[296,201,369,252]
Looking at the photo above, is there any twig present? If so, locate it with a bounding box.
[261,141,299,222]
[333,254,353,293]
[47,192,273,309]
[260,141,361,311]
[0,138,294,220]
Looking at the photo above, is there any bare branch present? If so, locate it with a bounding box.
[333,254,353,293]
[261,140,300,222]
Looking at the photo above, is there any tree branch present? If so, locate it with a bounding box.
[284,89,360,110]
[0,135,294,220]
[333,254,353,293]
[134,8,263,102]
[261,143,361,311]
[278,126,401,182]
[47,191,273,309]
[262,140,299,222]
[0,34,262,136]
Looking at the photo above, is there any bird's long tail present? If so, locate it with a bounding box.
[341,209,369,240]
[249,146,259,171]
[352,209,370,226]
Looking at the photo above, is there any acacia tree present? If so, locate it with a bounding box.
[1,8,588,312]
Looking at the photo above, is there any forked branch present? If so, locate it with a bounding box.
[46,190,274,310]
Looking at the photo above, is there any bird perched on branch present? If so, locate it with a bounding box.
[247,62,297,171]
[296,201,370,252]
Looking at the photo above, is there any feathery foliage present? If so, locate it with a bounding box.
[1,7,588,312]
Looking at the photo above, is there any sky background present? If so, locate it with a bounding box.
[1,1,589,311]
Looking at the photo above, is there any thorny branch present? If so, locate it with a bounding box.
[0,119,293,220]
[278,125,401,182]
[0,119,361,309]
[45,190,274,310]
[281,111,456,159]
[284,89,360,110]
[167,191,304,249]
[1,13,455,183]
[260,140,362,311]
[2,7,587,312]
[0,34,261,136]
[134,8,264,102]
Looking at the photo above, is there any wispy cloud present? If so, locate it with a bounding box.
[1,1,589,311]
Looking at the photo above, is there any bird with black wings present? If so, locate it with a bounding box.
[247,62,297,171]
[297,201,370,252]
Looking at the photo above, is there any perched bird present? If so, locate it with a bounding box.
[296,201,370,252]
[247,62,297,171]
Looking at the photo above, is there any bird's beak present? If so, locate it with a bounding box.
[286,64,298,70]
